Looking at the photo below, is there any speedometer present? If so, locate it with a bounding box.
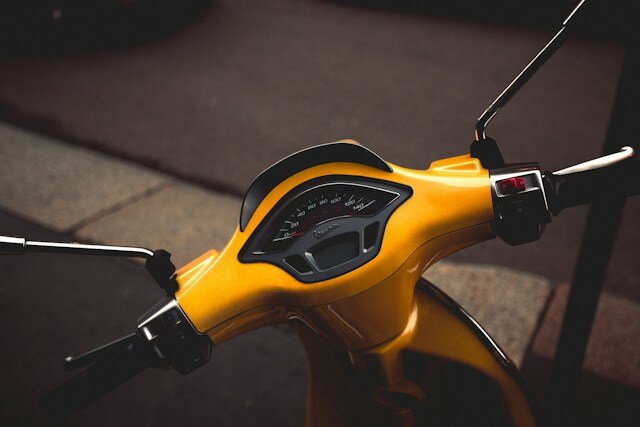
[263,183,398,253]
[240,177,412,283]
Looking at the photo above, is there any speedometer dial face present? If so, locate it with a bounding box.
[262,183,398,253]
[240,177,413,283]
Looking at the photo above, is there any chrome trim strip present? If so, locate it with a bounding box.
[136,298,212,375]
[138,299,179,329]
[1,235,154,259]
[137,298,204,336]
[0,236,26,254]
[490,167,549,210]
[25,240,154,259]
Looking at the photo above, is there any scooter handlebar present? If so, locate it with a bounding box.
[489,146,639,245]
[543,149,640,215]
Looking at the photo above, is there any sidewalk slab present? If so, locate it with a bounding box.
[0,123,169,232]
[0,211,306,427]
[74,178,552,368]
[0,121,555,371]
[76,183,242,267]
[424,261,552,367]
[531,284,640,388]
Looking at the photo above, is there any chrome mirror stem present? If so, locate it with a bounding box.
[0,235,153,259]
[474,0,588,142]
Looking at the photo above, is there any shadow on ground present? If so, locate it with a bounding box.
[1,0,212,57]
[523,353,640,426]
[0,210,307,426]
[331,0,639,42]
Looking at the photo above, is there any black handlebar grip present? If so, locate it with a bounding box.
[39,336,151,420]
[543,158,640,215]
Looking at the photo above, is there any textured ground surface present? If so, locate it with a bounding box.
[0,0,637,301]
[0,123,552,425]
[531,284,640,388]
[1,1,638,425]
[0,211,307,427]
[425,261,551,367]
[1,121,638,426]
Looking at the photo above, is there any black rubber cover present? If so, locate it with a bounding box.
[145,249,178,295]
[543,157,640,215]
[239,142,392,231]
[470,137,505,169]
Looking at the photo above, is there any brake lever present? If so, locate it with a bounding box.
[40,333,153,420]
[63,333,139,372]
[553,146,635,175]
[41,298,212,419]
[0,234,210,416]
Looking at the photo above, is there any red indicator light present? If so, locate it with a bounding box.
[498,177,526,194]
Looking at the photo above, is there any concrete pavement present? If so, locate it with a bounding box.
[1,1,638,423]
[1,122,638,427]
[0,122,556,426]
[0,122,551,362]
[1,0,637,302]
[0,211,307,427]
[0,124,169,232]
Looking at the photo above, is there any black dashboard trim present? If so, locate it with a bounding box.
[239,142,392,231]
[238,176,412,283]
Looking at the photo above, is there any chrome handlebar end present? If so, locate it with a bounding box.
[0,235,26,254]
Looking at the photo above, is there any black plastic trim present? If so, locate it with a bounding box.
[239,142,392,231]
[470,137,505,169]
[239,176,412,283]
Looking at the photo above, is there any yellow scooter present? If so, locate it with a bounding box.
[0,1,638,425]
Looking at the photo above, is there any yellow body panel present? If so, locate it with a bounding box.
[301,283,537,427]
[172,143,537,426]
[176,153,492,341]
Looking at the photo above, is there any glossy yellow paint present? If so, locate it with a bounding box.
[301,284,537,426]
[407,288,536,426]
[294,223,492,350]
[176,151,492,339]
[173,142,537,426]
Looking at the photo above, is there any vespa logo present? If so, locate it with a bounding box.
[313,223,339,239]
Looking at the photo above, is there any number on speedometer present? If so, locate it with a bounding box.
[263,183,398,253]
